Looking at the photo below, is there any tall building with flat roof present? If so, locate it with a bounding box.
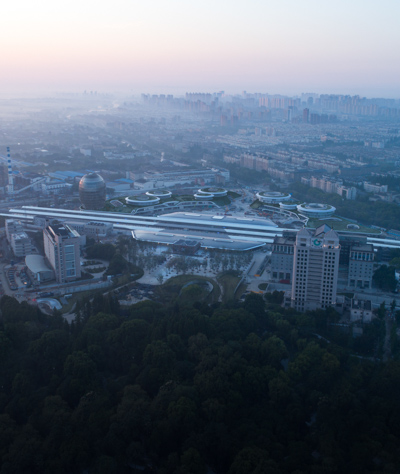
[10,232,32,257]
[6,219,32,257]
[43,224,81,283]
[291,225,340,312]
[5,219,24,242]
[271,235,295,282]
[348,244,374,289]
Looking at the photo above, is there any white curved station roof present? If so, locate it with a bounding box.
[3,206,400,250]
[5,207,287,234]
[132,229,268,251]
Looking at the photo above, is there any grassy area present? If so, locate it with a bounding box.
[103,201,131,213]
[228,191,241,199]
[260,202,281,209]
[258,283,268,291]
[217,270,242,301]
[155,274,220,305]
[60,288,105,314]
[306,217,381,234]
[250,200,262,209]
[213,195,231,206]
[179,282,211,304]
[105,193,229,211]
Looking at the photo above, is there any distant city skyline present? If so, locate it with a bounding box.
[1,0,400,98]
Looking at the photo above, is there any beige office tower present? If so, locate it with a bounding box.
[43,224,81,283]
[271,235,295,282]
[291,225,340,312]
[348,244,374,289]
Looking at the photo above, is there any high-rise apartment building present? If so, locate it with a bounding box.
[291,225,340,312]
[43,224,81,283]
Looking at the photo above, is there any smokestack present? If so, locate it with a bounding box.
[6,147,13,196]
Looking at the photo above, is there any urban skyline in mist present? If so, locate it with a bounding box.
[1,0,400,98]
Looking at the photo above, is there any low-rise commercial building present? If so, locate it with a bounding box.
[66,221,113,239]
[350,299,373,323]
[25,254,55,283]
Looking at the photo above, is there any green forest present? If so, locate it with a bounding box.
[1,293,400,473]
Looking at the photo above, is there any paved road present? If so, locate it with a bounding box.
[351,290,400,308]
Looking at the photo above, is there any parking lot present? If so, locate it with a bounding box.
[5,264,33,292]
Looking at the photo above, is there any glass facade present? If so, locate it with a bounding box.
[79,173,106,210]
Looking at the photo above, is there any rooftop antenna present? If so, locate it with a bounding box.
[6,147,14,196]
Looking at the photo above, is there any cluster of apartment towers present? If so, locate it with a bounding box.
[271,225,374,318]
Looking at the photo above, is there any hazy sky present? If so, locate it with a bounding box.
[1,0,400,97]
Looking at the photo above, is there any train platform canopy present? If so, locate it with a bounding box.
[160,212,279,229]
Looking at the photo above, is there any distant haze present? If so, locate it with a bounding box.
[1,0,400,98]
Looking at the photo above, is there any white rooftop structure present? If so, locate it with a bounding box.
[3,207,287,249]
[132,229,265,251]
[256,191,291,203]
[25,254,54,282]
[297,203,336,218]
[2,206,399,250]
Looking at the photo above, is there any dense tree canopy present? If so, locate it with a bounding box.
[373,264,397,291]
[86,242,116,261]
[0,293,399,473]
